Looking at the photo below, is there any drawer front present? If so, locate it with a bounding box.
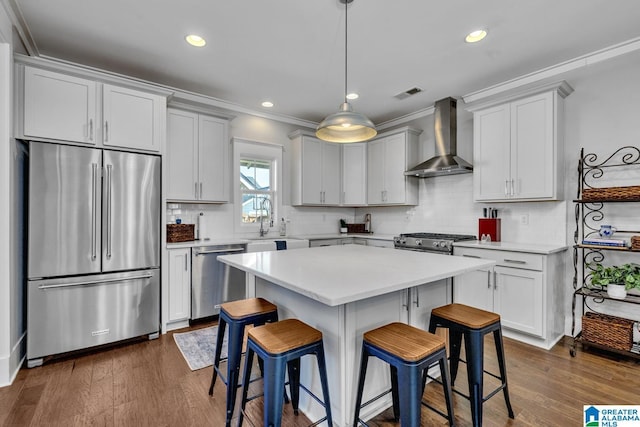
[454,247,543,271]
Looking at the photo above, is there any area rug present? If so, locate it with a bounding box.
[173,326,228,371]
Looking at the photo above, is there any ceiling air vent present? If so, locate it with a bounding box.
[394,87,423,100]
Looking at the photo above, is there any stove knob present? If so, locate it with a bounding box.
[415,239,422,246]
[432,241,439,248]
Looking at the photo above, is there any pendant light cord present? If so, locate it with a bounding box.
[344,0,348,103]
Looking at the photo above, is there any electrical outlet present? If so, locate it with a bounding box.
[520,214,529,225]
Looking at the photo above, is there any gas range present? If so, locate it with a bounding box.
[393,232,477,254]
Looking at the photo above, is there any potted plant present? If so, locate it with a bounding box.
[589,262,640,299]
[339,219,348,234]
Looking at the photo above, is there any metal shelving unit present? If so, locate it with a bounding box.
[571,146,640,358]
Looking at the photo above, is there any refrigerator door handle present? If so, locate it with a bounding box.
[91,163,98,260]
[37,273,154,290]
[106,164,113,259]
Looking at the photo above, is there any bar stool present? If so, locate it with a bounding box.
[209,297,279,427]
[353,322,455,426]
[237,318,333,427]
[428,303,515,427]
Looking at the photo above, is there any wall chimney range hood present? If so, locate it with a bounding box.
[404,97,473,178]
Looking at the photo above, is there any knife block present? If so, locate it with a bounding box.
[478,218,501,242]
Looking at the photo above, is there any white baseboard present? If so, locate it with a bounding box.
[0,331,26,387]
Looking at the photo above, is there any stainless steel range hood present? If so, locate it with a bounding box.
[404,97,472,178]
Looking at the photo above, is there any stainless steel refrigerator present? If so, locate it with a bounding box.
[27,141,161,367]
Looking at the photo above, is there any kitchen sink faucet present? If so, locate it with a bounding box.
[259,198,274,237]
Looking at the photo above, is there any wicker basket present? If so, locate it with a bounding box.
[346,223,366,233]
[582,185,640,201]
[632,236,640,251]
[167,224,195,243]
[581,312,634,351]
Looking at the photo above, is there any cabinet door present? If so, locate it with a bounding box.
[168,248,191,322]
[198,115,229,202]
[342,143,367,205]
[301,137,323,204]
[167,109,199,200]
[511,92,555,200]
[408,279,451,330]
[473,104,511,201]
[102,84,164,152]
[382,133,408,204]
[452,267,493,312]
[367,138,386,204]
[321,141,341,205]
[23,66,97,144]
[494,266,544,337]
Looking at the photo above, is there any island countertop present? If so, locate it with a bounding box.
[218,244,495,306]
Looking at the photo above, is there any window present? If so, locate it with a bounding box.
[240,159,273,224]
[233,138,283,235]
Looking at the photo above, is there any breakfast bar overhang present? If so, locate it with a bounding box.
[219,244,495,426]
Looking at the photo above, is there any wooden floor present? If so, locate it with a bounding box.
[1,322,639,426]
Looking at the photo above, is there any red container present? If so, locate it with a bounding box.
[478,218,501,242]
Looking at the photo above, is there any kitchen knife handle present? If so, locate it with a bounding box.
[106,164,112,259]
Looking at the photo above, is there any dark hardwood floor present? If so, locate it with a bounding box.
[1,322,639,426]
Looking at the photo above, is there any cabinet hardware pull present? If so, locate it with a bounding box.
[414,290,420,307]
[510,179,515,196]
[487,270,491,289]
[504,180,509,196]
[195,182,198,199]
[185,253,188,271]
[89,119,93,141]
[104,121,109,142]
[504,259,527,264]
[200,182,203,198]
[463,254,481,259]
[494,270,497,289]
[402,289,409,311]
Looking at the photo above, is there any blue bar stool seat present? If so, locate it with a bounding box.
[429,303,515,427]
[353,322,455,426]
[209,297,279,427]
[237,318,333,427]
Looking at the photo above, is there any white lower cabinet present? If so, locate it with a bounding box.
[167,248,191,329]
[453,245,565,349]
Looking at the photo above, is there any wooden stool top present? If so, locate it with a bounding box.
[220,297,277,320]
[364,322,445,362]
[431,303,500,329]
[248,319,322,355]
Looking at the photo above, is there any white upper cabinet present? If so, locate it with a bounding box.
[341,143,367,206]
[367,127,420,206]
[166,109,229,203]
[469,81,573,202]
[290,131,341,206]
[102,84,164,152]
[23,67,97,144]
[20,65,166,152]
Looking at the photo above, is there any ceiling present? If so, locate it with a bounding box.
[7,0,640,126]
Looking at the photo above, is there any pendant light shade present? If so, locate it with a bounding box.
[316,102,377,143]
[316,0,376,143]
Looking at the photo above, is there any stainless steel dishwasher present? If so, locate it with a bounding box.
[191,244,247,320]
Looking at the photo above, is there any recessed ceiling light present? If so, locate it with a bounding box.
[346,93,359,100]
[465,29,487,43]
[261,101,274,108]
[185,34,206,47]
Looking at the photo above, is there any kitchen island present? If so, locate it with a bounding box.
[219,244,494,426]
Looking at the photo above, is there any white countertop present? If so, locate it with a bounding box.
[296,233,395,241]
[218,244,494,306]
[453,240,568,254]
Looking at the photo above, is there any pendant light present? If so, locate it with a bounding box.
[316,0,377,143]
